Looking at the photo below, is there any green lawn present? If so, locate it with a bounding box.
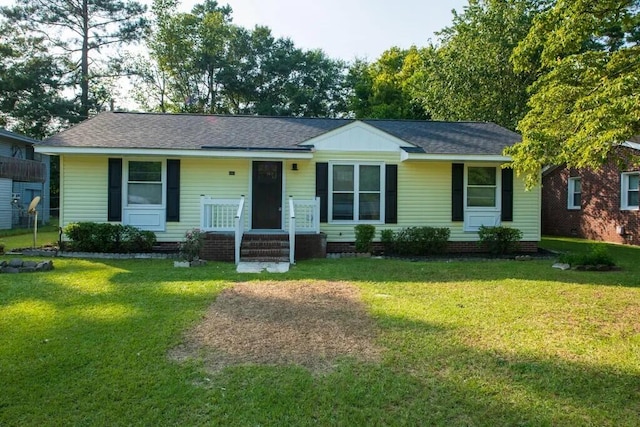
[1,236,639,426]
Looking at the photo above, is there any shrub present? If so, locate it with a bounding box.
[558,245,615,267]
[382,227,450,256]
[180,228,204,261]
[354,224,376,253]
[64,222,156,253]
[477,226,523,255]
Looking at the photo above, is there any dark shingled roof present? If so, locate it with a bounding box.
[0,128,40,145]
[44,111,521,155]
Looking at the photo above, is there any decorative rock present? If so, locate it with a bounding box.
[515,255,532,261]
[552,263,571,270]
[0,259,54,273]
[9,258,24,268]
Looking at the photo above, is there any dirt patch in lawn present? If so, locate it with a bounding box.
[169,281,383,374]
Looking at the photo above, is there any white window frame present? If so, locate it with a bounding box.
[567,176,582,210]
[122,159,167,231]
[328,162,385,224]
[463,164,501,232]
[621,172,639,211]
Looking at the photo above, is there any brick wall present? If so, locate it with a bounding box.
[542,148,639,245]
[295,233,327,260]
[201,233,235,262]
[327,240,538,254]
[201,232,327,262]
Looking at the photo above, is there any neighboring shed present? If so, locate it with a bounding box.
[0,129,50,229]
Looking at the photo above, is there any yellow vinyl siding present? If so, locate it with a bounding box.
[166,158,250,241]
[308,153,541,243]
[61,156,108,226]
[60,153,540,244]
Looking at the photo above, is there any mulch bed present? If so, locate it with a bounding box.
[168,281,383,375]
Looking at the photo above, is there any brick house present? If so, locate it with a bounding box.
[542,140,640,245]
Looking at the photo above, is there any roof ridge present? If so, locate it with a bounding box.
[112,110,354,121]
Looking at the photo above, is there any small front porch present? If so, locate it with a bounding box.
[199,196,325,264]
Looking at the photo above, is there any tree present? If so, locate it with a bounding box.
[347,46,430,119]
[420,0,545,130]
[506,0,640,188]
[140,0,348,117]
[1,0,149,119]
[0,22,76,138]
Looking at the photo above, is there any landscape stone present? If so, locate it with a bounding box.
[8,258,23,268]
[552,263,571,270]
[3,267,20,274]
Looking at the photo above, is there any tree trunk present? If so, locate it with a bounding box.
[80,0,90,119]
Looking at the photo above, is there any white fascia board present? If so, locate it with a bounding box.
[622,141,640,151]
[34,146,314,159]
[400,151,512,162]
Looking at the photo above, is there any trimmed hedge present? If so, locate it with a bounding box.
[381,226,450,256]
[64,222,156,253]
[477,225,522,255]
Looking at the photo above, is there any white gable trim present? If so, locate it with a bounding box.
[300,121,415,152]
[34,146,314,159]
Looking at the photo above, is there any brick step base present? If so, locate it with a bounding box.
[240,234,290,262]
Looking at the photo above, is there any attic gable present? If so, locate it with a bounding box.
[300,121,415,152]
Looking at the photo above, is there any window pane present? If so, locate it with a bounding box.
[359,193,380,220]
[468,167,496,186]
[333,193,354,220]
[629,174,639,190]
[467,187,496,207]
[574,179,581,192]
[573,193,581,207]
[629,190,639,207]
[128,183,162,205]
[360,165,380,191]
[333,165,354,191]
[129,161,161,182]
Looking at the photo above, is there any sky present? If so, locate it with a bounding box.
[0,0,469,61]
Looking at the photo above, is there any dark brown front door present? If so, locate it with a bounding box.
[252,161,283,229]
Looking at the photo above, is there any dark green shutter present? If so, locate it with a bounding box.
[452,163,464,221]
[385,164,398,224]
[501,168,513,222]
[108,158,122,222]
[166,159,180,222]
[316,162,328,223]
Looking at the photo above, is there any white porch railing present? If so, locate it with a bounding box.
[200,196,242,232]
[289,197,296,264]
[291,197,320,233]
[235,197,245,265]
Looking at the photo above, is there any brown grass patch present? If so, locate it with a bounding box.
[169,281,383,374]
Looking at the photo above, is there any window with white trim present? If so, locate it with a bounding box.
[467,166,497,208]
[330,163,383,222]
[621,172,639,210]
[127,161,163,205]
[567,176,581,210]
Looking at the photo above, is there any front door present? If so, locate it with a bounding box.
[252,161,283,229]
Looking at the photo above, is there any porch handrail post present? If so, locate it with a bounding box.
[234,196,245,265]
[200,196,206,230]
[314,196,321,234]
[289,196,295,264]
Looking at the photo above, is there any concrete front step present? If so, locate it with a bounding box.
[236,262,290,273]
